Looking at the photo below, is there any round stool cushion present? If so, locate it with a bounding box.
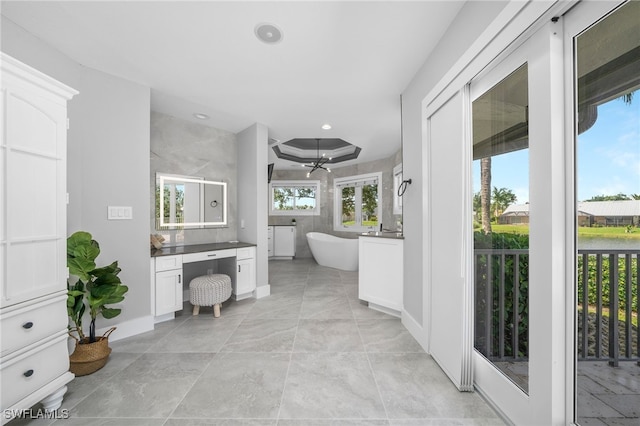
[189,274,232,306]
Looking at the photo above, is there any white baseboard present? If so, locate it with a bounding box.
[154,312,175,324]
[402,309,429,353]
[255,284,271,299]
[368,302,401,318]
[94,315,154,343]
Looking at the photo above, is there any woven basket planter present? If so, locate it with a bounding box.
[69,327,115,376]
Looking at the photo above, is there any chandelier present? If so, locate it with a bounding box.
[305,138,331,177]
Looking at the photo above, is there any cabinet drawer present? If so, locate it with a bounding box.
[0,295,67,357]
[183,249,235,263]
[236,247,255,260]
[155,255,182,272]
[1,335,69,409]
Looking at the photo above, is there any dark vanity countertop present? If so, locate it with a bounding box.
[151,241,256,257]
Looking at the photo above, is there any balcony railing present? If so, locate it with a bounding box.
[577,249,639,366]
[474,248,639,366]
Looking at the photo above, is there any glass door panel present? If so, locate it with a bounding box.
[472,63,530,393]
[573,1,640,424]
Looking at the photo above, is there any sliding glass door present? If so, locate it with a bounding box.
[566,1,640,423]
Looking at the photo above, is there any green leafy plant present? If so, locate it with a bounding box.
[67,231,128,343]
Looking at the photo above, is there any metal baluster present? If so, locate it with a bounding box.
[486,254,493,358]
[608,253,619,367]
[499,253,505,359]
[513,254,520,360]
[625,253,632,358]
[596,254,603,359]
[581,253,589,360]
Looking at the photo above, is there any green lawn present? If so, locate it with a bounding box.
[486,224,640,240]
[341,220,378,227]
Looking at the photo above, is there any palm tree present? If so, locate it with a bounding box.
[492,187,518,218]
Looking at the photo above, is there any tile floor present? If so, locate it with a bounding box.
[13,258,505,425]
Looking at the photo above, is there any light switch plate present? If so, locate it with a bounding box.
[108,206,133,220]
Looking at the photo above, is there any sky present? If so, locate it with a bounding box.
[472,91,640,203]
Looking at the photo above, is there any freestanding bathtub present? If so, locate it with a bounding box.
[306,232,359,271]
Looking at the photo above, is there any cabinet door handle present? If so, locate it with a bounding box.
[238,265,241,273]
[22,322,34,329]
[23,369,34,378]
[178,274,181,284]
[207,254,217,257]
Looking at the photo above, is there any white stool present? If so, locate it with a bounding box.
[189,274,232,318]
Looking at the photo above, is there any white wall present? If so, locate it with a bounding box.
[2,17,153,340]
[401,1,509,329]
[237,124,269,293]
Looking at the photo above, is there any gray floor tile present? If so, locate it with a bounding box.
[278,352,386,419]
[53,419,165,425]
[357,319,424,353]
[69,353,213,418]
[277,420,389,425]
[299,295,354,319]
[149,316,242,353]
[368,353,452,418]
[171,352,289,419]
[220,318,297,352]
[165,420,277,426]
[293,319,364,352]
[245,292,303,319]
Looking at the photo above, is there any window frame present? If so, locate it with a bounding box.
[269,180,321,216]
[333,172,382,233]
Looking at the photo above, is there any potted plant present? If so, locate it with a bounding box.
[66,231,128,375]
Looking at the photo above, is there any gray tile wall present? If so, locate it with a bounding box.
[269,149,402,258]
[150,111,238,245]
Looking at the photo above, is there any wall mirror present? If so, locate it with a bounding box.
[156,173,227,228]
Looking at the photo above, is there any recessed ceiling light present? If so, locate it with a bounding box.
[321,123,332,130]
[193,113,209,120]
[255,23,283,44]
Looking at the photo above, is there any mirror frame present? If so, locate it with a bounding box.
[158,174,228,228]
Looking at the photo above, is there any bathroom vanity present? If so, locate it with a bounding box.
[358,234,404,317]
[267,225,296,259]
[150,242,256,322]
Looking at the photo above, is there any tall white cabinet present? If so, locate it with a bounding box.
[0,53,77,423]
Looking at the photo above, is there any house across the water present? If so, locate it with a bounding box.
[499,200,640,226]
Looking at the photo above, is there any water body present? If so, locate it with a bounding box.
[578,237,640,250]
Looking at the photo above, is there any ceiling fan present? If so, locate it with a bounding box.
[305,138,331,177]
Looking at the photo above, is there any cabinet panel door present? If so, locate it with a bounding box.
[2,88,67,307]
[274,226,295,257]
[155,270,182,316]
[236,258,255,296]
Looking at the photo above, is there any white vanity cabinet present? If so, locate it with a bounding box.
[151,244,257,320]
[235,246,256,300]
[0,53,77,424]
[273,226,296,258]
[358,236,404,317]
[153,255,183,317]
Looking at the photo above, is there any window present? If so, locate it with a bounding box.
[334,172,382,232]
[269,180,320,216]
[393,164,403,215]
